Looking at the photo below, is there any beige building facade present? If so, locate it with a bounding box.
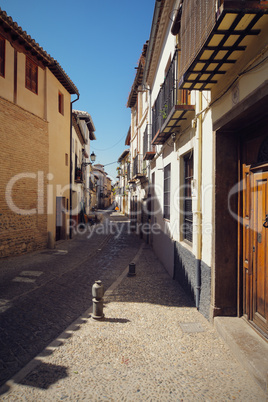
[117,149,130,215]
[71,110,96,227]
[91,164,112,210]
[0,9,79,256]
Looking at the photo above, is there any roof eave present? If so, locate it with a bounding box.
[118,149,130,162]
[0,8,79,96]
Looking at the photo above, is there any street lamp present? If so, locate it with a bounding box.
[90,151,96,163]
[82,151,97,166]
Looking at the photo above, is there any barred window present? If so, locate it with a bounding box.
[25,56,38,94]
[183,152,193,242]
[0,35,5,77]
[164,163,171,220]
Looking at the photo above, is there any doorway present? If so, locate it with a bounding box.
[213,82,268,338]
[56,197,66,241]
[243,165,268,334]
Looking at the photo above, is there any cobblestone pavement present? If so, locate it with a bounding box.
[0,212,266,401]
[0,212,142,389]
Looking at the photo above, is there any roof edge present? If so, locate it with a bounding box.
[0,8,79,95]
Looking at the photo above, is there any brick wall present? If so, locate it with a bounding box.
[0,96,49,257]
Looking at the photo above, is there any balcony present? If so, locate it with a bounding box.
[133,154,145,178]
[152,51,195,146]
[127,163,135,183]
[75,167,83,183]
[178,0,268,91]
[143,124,156,160]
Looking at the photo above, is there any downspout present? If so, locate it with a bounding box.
[147,86,152,154]
[147,85,152,245]
[196,91,203,309]
[69,94,80,239]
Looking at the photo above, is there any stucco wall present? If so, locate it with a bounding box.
[16,52,46,119]
[46,69,71,238]
[0,40,14,102]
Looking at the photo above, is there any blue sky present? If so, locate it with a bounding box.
[1,0,155,182]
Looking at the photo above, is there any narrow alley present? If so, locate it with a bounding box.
[1,1,268,400]
[0,213,266,401]
[0,212,142,389]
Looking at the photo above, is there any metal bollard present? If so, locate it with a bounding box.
[92,280,104,319]
[128,262,136,277]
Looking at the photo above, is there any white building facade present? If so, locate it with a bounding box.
[72,110,96,223]
[126,0,268,339]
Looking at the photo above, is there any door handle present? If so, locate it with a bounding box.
[263,214,268,228]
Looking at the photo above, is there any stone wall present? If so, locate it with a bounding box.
[174,241,211,320]
[0,96,48,257]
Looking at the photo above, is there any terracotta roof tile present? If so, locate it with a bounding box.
[0,8,79,95]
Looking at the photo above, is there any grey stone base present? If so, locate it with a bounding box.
[174,241,211,320]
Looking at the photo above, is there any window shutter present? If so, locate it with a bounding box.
[25,57,31,89]
[25,57,38,94]
[58,92,64,115]
[0,36,5,77]
[164,163,171,220]
[184,152,193,243]
[32,63,38,93]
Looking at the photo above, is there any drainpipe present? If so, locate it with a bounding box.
[147,86,152,153]
[69,94,80,239]
[195,91,203,309]
[147,85,152,245]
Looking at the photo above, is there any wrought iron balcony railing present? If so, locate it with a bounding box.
[133,154,144,178]
[119,187,125,196]
[143,124,155,161]
[152,51,195,145]
[75,167,83,183]
[127,163,132,182]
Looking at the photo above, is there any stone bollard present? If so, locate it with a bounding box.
[127,262,136,277]
[92,280,104,319]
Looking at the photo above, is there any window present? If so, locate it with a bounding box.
[58,91,64,115]
[136,97,139,125]
[183,152,193,242]
[25,56,38,94]
[0,35,5,77]
[164,163,171,220]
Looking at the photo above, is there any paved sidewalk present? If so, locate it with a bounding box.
[0,241,266,401]
[0,212,142,387]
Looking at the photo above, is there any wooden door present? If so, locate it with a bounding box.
[252,171,268,333]
[243,166,268,334]
[242,164,252,319]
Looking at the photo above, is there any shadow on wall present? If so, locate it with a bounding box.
[174,241,196,302]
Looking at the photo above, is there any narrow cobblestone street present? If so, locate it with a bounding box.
[0,212,142,389]
[0,213,267,401]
